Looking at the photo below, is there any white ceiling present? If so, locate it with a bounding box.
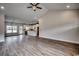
[0,3,79,23]
[42,3,79,10]
[0,3,47,22]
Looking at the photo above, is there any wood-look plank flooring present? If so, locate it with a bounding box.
[0,35,79,56]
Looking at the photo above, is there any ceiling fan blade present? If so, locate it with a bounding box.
[37,7,42,9]
[27,6,32,8]
[35,3,40,6]
[30,3,34,6]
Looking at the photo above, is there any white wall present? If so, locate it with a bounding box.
[0,14,5,34]
[0,14,5,42]
[39,10,79,44]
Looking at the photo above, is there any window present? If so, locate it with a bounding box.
[13,26,17,33]
[19,26,23,34]
[6,25,12,33]
[6,25,17,33]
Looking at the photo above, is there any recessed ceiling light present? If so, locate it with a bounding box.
[0,6,5,10]
[66,5,70,8]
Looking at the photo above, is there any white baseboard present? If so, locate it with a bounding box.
[39,36,79,44]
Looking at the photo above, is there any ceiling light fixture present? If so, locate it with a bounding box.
[66,5,70,8]
[0,6,5,10]
[32,6,36,11]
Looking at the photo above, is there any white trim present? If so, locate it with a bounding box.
[39,36,79,44]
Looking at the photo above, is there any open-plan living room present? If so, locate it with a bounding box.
[0,3,79,56]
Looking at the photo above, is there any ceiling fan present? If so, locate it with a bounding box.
[27,3,42,11]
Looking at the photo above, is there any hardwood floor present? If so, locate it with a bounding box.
[0,35,79,56]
